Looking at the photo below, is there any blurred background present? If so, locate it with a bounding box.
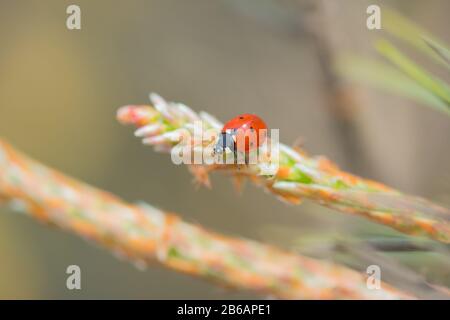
[0,0,449,299]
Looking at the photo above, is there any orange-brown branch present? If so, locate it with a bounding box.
[0,139,413,299]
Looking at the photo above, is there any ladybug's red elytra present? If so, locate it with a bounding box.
[214,114,268,154]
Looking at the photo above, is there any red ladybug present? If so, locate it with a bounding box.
[214,114,267,154]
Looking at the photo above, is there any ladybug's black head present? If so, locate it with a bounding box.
[214,132,236,154]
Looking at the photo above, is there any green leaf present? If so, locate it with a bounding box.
[375,39,450,107]
[289,167,313,184]
[422,36,450,67]
[336,54,450,115]
[382,7,450,71]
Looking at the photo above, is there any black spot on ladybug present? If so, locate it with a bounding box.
[239,116,244,119]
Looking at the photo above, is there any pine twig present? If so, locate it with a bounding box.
[117,94,450,243]
[0,139,413,299]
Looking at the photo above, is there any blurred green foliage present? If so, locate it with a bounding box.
[337,7,450,115]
